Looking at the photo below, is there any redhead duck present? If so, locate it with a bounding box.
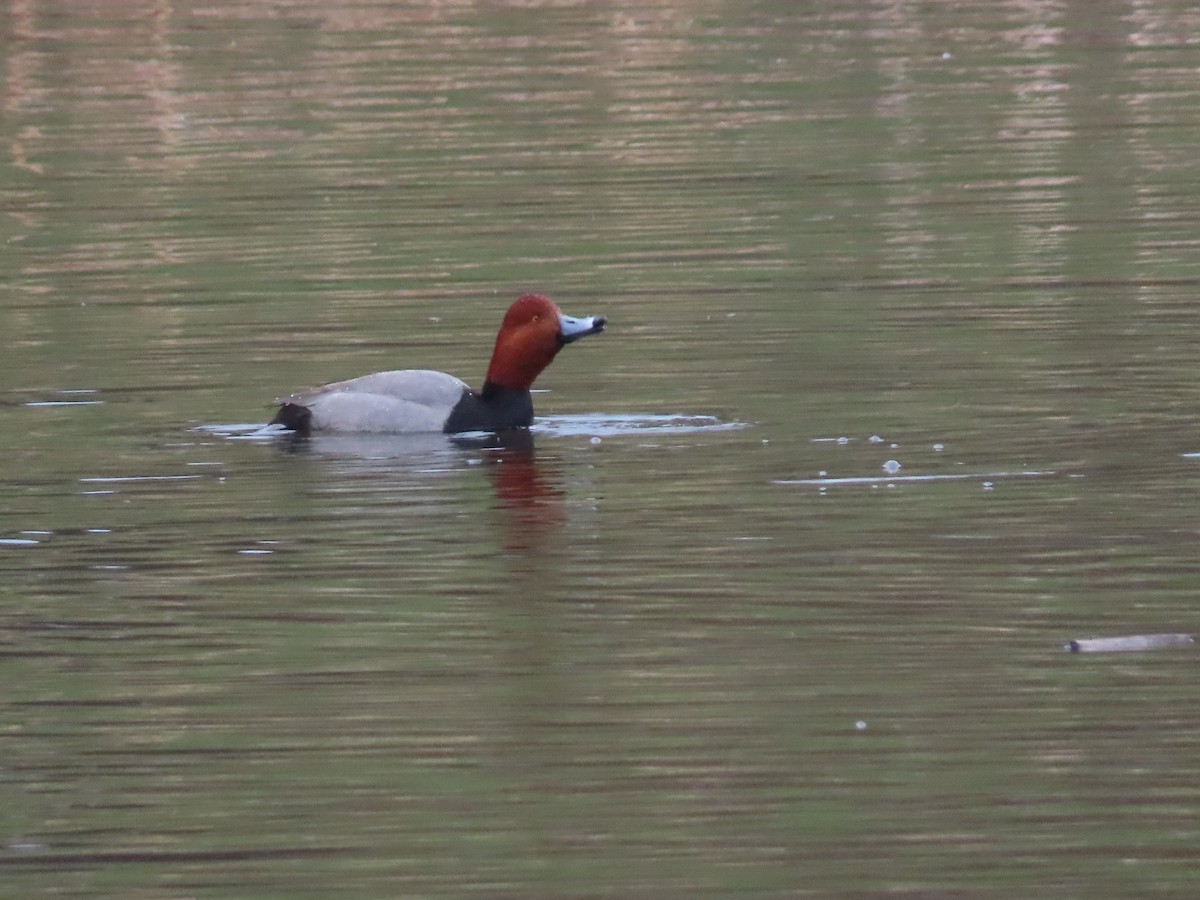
[270,294,606,435]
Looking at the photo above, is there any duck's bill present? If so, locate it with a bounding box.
[558,312,607,344]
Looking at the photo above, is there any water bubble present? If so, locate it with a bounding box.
[882,459,901,475]
[982,481,994,491]
[837,436,849,445]
[589,436,602,446]
[932,442,944,452]
[855,720,868,731]
[868,435,884,444]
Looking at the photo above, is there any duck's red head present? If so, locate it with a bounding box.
[484,293,606,391]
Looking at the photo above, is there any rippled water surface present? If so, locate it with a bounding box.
[5,1,1200,896]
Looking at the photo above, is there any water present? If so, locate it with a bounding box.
[4,1,1200,896]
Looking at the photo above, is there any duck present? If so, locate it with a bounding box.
[270,293,606,435]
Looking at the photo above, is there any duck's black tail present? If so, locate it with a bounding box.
[270,402,313,435]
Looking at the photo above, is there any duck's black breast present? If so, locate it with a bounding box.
[442,382,534,434]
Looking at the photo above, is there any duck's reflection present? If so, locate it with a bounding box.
[270,429,461,458]
[269,426,584,856]
[271,428,569,551]
[463,431,567,553]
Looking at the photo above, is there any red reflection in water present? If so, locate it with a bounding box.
[477,435,566,552]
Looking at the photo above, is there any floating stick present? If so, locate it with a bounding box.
[1065,634,1194,653]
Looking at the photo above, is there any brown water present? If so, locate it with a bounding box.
[4,1,1200,896]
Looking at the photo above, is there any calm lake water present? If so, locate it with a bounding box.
[4,1,1200,896]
